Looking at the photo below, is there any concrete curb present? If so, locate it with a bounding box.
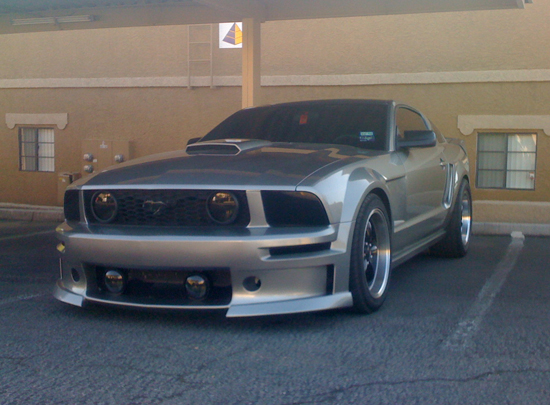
[1,203,549,237]
[0,204,64,222]
[472,222,550,237]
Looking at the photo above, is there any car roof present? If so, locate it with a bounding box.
[250,99,396,110]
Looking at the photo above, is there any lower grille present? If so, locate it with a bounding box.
[84,189,250,227]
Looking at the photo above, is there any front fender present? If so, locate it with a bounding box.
[297,165,388,226]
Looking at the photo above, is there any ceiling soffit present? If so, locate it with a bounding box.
[0,0,531,34]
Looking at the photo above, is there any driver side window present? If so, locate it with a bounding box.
[395,108,428,140]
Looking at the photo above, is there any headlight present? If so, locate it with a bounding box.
[262,191,329,227]
[206,191,239,225]
[91,191,118,223]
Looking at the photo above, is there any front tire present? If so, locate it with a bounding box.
[349,194,392,313]
[431,179,472,258]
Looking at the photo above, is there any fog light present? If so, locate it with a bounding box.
[243,276,261,292]
[104,269,126,294]
[185,274,210,300]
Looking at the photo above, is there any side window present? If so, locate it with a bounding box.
[477,132,537,190]
[395,108,428,139]
[19,127,55,172]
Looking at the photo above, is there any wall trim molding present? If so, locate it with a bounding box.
[457,115,550,136]
[5,113,68,129]
[0,69,549,89]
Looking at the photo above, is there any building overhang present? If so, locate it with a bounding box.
[0,0,533,34]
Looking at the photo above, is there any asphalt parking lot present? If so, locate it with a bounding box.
[1,219,550,405]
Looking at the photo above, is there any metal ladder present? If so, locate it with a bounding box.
[187,24,214,88]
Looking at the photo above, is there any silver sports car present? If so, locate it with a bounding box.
[55,99,471,317]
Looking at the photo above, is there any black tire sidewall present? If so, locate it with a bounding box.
[349,194,391,313]
[432,179,472,258]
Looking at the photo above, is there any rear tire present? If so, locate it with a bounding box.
[349,194,392,313]
[431,179,472,258]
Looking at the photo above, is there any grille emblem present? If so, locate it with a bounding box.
[143,200,168,216]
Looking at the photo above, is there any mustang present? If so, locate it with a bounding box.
[55,99,471,317]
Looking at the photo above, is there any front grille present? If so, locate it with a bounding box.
[84,189,250,227]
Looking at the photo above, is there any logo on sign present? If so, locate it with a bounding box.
[219,23,243,48]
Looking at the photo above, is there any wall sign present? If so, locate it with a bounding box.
[219,22,242,49]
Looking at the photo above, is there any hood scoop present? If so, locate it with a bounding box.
[186,139,271,156]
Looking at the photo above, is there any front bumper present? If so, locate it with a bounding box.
[55,222,353,317]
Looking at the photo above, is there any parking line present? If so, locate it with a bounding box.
[443,232,525,351]
[0,230,54,242]
[0,294,44,307]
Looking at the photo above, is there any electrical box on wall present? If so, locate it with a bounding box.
[81,140,131,175]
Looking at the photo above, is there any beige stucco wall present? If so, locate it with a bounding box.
[0,3,548,79]
[262,6,548,76]
[1,1,549,222]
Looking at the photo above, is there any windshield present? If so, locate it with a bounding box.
[202,102,389,151]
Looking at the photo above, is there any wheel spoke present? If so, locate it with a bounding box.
[363,218,382,287]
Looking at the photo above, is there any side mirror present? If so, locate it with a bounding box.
[398,130,437,149]
[187,137,201,146]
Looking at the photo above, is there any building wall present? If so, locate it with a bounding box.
[1,1,549,223]
[0,87,242,205]
[262,7,547,76]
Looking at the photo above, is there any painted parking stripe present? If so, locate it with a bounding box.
[443,232,525,351]
[0,230,54,242]
[0,294,44,307]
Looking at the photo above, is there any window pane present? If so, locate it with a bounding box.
[38,142,55,158]
[21,141,36,158]
[396,108,427,135]
[21,128,37,143]
[477,170,505,188]
[508,134,536,152]
[21,157,36,171]
[507,152,536,171]
[506,171,534,189]
[38,128,54,143]
[478,133,506,152]
[478,151,506,170]
[38,157,55,172]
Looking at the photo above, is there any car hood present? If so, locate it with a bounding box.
[80,140,382,189]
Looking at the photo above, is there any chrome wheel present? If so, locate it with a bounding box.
[460,188,472,247]
[362,208,391,299]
